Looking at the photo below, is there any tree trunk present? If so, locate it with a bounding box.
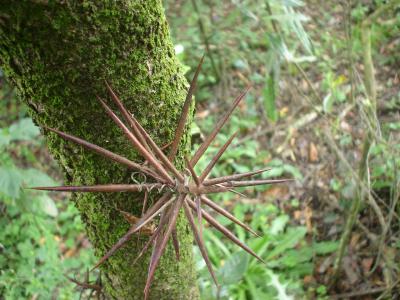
[0,1,199,299]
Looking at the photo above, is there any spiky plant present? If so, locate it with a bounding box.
[32,57,291,299]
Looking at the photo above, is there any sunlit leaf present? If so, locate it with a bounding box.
[21,169,56,187]
[263,75,278,122]
[270,215,289,235]
[36,194,59,217]
[218,251,249,285]
[266,227,307,260]
[0,167,22,199]
[313,241,339,255]
[8,118,40,141]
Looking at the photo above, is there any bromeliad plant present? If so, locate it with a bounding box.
[32,58,291,299]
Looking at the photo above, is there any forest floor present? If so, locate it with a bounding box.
[167,0,399,298]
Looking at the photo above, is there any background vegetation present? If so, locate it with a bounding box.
[1,0,399,299]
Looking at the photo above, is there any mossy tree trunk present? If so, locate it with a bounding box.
[0,1,199,299]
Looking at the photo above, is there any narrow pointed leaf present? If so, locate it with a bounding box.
[201,195,259,237]
[183,200,218,286]
[187,198,264,263]
[168,55,204,160]
[203,168,271,186]
[190,87,250,167]
[199,131,238,182]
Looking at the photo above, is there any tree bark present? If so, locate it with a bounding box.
[0,1,199,299]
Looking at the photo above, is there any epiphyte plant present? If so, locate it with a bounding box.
[32,57,292,299]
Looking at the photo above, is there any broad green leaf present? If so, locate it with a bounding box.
[218,251,249,285]
[249,236,270,261]
[0,129,11,147]
[0,167,22,199]
[266,227,307,261]
[21,169,56,187]
[323,93,334,113]
[288,262,314,277]
[263,75,278,122]
[278,248,313,267]
[36,195,58,217]
[266,270,294,300]
[8,118,40,141]
[190,122,202,136]
[270,215,289,235]
[313,241,339,255]
[282,164,303,179]
[245,273,269,300]
[204,230,231,257]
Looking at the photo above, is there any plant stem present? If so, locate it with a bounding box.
[331,134,371,284]
[190,0,220,82]
[331,0,399,283]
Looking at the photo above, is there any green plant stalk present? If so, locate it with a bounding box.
[190,0,220,82]
[332,135,371,283]
[361,27,377,112]
[331,1,400,282]
[0,1,198,299]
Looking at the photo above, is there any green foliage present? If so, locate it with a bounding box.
[183,60,308,297]
[369,142,400,189]
[0,117,94,299]
[194,202,338,299]
[167,0,314,107]
[263,74,278,122]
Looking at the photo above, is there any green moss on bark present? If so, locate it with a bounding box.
[0,1,199,299]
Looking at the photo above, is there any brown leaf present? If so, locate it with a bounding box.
[309,142,319,162]
[361,257,374,274]
[118,210,155,236]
